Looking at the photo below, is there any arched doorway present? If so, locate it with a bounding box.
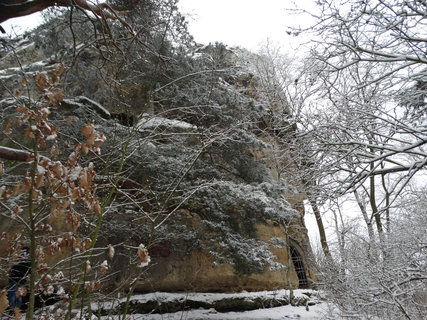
[290,245,308,288]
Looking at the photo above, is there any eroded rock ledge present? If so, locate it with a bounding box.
[91,290,320,315]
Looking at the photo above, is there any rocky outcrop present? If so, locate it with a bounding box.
[137,221,313,292]
[91,290,320,315]
[0,31,316,294]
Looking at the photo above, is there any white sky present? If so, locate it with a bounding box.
[1,0,314,52]
[1,12,43,36]
[178,0,313,52]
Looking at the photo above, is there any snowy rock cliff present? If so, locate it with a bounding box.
[0,28,315,293]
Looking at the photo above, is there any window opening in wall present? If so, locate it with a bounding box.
[290,245,308,288]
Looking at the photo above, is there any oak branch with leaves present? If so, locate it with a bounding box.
[0,67,111,318]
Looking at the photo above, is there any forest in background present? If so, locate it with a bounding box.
[0,1,426,319]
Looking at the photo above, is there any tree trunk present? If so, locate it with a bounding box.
[308,197,331,258]
[369,164,383,238]
[381,172,391,233]
[353,190,375,242]
[331,206,346,277]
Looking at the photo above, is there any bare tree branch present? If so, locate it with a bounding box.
[0,145,33,161]
[0,0,132,24]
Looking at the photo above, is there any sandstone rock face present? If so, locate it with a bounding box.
[137,220,315,292]
[0,34,317,294]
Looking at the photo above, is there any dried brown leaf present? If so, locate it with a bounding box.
[53,64,65,83]
[16,105,28,114]
[50,145,60,157]
[4,120,13,134]
[25,127,35,139]
[137,244,149,263]
[51,162,62,178]
[71,188,80,200]
[23,176,31,194]
[79,169,88,188]
[81,144,89,154]
[20,77,27,87]
[38,136,46,149]
[100,260,108,274]
[93,199,101,216]
[48,89,64,107]
[35,174,43,189]
[84,238,92,249]
[33,73,48,91]
[86,133,95,147]
[81,123,94,138]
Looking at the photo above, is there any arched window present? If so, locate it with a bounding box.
[290,244,308,288]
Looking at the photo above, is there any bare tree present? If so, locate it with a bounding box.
[297,0,427,181]
[283,1,427,318]
[284,0,427,241]
[317,189,427,320]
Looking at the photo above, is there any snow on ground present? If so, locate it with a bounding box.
[93,290,332,320]
[10,290,332,320]
[99,303,330,320]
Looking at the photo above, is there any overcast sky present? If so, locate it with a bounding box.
[2,0,313,53]
[178,0,312,52]
[1,13,40,35]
